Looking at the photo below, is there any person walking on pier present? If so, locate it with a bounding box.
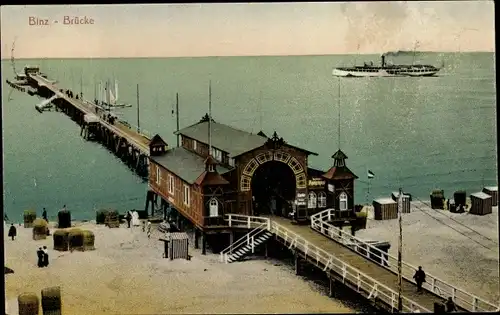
[126,211,132,228]
[413,266,426,293]
[445,297,457,312]
[8,224,17,240]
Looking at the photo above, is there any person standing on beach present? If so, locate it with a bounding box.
[42,208,48,222]
[37,247,44,268]
[413,266,426,292]
[126,211,132,228]
[8,224,17,240]
[42,246,49,267]
[146,221,152,239]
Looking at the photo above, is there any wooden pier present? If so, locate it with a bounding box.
[26,73,151,178]
[222,214,498,313]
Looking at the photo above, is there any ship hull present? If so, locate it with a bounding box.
[332,68,439,78]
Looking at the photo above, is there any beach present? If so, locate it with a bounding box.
[5,221,354,315]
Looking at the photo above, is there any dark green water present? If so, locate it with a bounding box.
[2,53,497,221]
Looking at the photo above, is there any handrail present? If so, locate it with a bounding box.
[227,214,271,230]
[223,214,430,313]
[311,209,499,312]
[219,221,268,263]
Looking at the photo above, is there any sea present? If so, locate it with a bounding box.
[1,52,497,221]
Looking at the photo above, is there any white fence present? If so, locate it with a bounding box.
[224,214,430,313]
[310,208,499,312]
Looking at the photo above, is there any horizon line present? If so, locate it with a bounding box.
[0,50,495,61]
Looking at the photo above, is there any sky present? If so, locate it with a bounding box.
[0,2,495,59]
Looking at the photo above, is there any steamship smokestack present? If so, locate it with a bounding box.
[381,55,386,67]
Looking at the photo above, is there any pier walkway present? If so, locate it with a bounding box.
[31,74,150,153]
[224,214,498,313]
[27,73,151,176]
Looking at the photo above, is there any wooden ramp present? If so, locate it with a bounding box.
[224,214,493,313]
[269,215,457,312]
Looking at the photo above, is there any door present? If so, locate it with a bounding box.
[209,198,219,217]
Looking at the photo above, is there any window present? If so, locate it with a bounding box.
[288,157,303,174]
[183,185,190,206]
[318,192,327,208]
[193,140,197,151]
[209,198,219,217]
[339,192,348,211]
[307,192,317,209]
[156,166,161,184]
[208,164,215,172]
[168,175,175,195]
[296,173,307,189]
[241,176,251,191]
[229,158,235,167]
[214,148,222,161]
[243,159,259,176]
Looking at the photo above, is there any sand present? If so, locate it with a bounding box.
[355,202,499,303]
[4,221,354,315]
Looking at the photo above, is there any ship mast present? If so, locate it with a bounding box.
[353,43,360,66]
[259,90,263,132]
[337,77,341,150]
[136,84,140,133]
[10,37,17,77]
[412,41,420,66]
[208,80,212,155]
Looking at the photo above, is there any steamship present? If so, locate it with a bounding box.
[332,54,442,77]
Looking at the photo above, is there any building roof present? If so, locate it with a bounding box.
[308,166,326,178]
[175,120,317,157]
[471,192,492,200]
[150,147,231,184]
[194,171,230,186]
[483,186,498,192]
[150,134,168,147]
[175,121,267,157]
[374,198,397,205]
[323,166,358,180]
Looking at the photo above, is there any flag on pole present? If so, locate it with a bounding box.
[368,170,375,179]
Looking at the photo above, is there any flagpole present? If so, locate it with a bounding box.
[397,187,403,312]
[367,169,374,204]
[365,166,369,204]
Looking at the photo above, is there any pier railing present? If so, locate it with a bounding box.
[310,208,499,312]
[224,214,430,313]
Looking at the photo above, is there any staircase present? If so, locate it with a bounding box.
[220,222,273,263]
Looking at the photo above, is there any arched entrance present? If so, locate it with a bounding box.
[239,150,308,217]
[251,160,296,216]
